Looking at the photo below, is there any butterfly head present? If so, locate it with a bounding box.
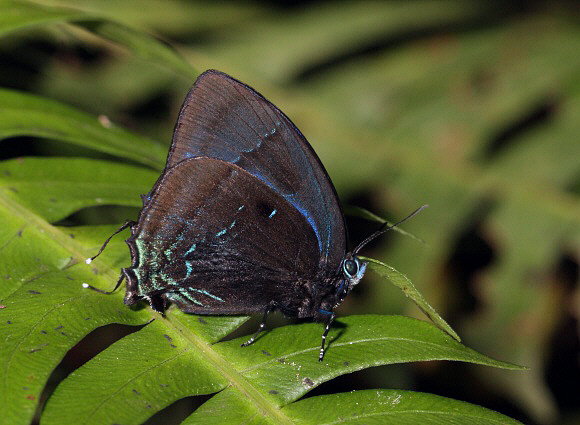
[334,205,430,304]
[333,255,367,306]
[342,256,366,289]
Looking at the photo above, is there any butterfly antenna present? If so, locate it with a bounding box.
[352,205,429,255]
[85,220,134,265]
[82,220,134,295]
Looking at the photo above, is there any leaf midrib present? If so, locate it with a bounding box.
[0,186,100,269]
[167,313,295,425]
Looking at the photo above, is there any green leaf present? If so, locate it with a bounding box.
[0,0,195,79]
[283,389,524,424]
[0,270,151,422]
[213,315,519,406]
[0,0,90,36]
[0,88,166,169]
[40,320,230,425]
[363,258,461,342]
[80,20,196,78]
[36,312,520,424]
[0,186,95,299]
[0,157,158,222]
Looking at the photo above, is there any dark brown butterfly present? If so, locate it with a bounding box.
[86,70,424,360]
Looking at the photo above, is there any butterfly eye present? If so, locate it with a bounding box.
[343,259,359,278]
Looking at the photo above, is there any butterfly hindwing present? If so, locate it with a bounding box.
[124,157,322,314]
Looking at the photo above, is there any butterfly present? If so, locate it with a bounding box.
[86,70,424,360]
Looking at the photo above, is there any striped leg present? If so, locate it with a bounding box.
[319,311,335,361]
[241,301,277,347]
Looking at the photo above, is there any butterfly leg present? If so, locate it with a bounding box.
[319,309,335,361]
[241,301,278,347]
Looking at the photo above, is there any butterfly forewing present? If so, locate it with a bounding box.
[124,157,322,314]
[167,70,347,270]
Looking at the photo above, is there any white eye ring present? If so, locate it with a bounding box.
[343,258,359,278]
